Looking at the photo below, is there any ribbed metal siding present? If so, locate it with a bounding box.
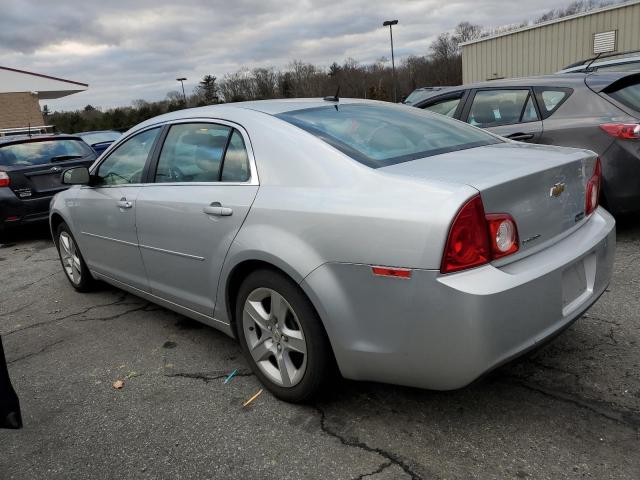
[462,1,640,83]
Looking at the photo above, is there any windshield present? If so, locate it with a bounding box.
[79,131,121,145]
[276,103,501,168]
[0,139,93,166]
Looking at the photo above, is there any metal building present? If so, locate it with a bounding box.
[460,0,640,83]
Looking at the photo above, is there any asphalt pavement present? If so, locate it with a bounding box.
[0,217,638,480]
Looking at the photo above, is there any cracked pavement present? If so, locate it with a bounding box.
[0,219,639,480]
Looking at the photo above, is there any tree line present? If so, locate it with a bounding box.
[46,0,620,133]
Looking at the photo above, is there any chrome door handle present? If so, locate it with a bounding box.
[203,202,233,216]
[117,198,133,209]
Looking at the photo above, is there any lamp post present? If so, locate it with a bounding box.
[176,77,187,105]
[382,20,398,102]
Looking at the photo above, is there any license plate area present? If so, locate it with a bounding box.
[561,252,596,317]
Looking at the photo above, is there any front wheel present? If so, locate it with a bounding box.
[236,269,333,403]
[56,222,94,292]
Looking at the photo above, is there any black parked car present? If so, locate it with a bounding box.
[76,130,122,155]
[0,135,97,239]
[406,71,640,215]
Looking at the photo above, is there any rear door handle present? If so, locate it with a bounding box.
[203,202,233,216]
[116,198,133,209]
[507,132,535,141]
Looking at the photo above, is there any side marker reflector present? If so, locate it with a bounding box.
[371,266,412,279]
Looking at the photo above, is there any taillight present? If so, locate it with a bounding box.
[585,158,602,216]
[600,123,640,140]
[441,195,519,274]
[486,214,519,259]
[0,172,9,187]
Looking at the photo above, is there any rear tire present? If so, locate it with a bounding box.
[55,222,94,292]
[236,269,333,403]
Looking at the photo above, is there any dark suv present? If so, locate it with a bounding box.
[407,72,640,215]
[0,135,96,239]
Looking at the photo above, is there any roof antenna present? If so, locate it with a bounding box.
[28,122,32,138]
[584,52,603,72]
[323,85,340,102]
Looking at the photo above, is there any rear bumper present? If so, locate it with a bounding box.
[0,189,53,231]
[301,208,616,390]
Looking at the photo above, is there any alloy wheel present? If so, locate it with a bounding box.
[59,231,82,285]
[242,287,308,387]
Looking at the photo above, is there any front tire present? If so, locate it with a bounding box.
[56,222,94,292]
[236,269,333,403]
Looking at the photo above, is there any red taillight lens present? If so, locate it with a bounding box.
[0,172,9,187]
[441,195,491,273]
[441,195,520,274]
[585,158,602,216]
[600,123,640,140]
[486,214,519,259]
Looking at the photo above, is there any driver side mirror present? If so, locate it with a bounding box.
[62,167,90,185]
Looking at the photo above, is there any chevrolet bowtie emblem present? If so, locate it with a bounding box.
[550,182,566,198]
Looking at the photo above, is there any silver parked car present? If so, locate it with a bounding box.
[50,99,615,402]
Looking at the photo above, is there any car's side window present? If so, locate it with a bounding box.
[533,88,573,119]
[155,123,251,183]
[467,89,539,127]
[423,95,462,118]
[155,123,232,183]
[96,128,160,185]
[221,130,251,182]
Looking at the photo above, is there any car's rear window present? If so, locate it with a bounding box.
[0,139,93,167]
[276,104,501,168]
[605,77,640,113]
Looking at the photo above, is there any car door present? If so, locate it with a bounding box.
[462,88,543,142]
[72,127,161,291]
[417,91,467,119]
[135,121,258,316]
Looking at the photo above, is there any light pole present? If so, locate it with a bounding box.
[382,20,398,102]
[176,77,187,105]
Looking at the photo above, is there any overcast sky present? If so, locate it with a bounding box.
[1,0,573,111]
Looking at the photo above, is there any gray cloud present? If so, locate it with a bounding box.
[0,0,566,110]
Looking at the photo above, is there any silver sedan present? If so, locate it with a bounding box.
[50,99,615,402]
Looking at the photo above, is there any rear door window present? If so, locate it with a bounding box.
[0,139,93,167]
[467,89,538,127]
[154,123,251,183]
[533,87,573,119]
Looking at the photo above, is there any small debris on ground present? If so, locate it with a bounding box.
[112,380,124,390]
[242,388,263,408]
[223,369,238,384]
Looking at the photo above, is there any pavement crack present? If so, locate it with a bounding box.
[165,369,254,383]
[7,339,64,365]
[10,270,61,293]
[3,294,134,336]
[508,378,640,429]
[353,461,393,480]
[313,404,423,480]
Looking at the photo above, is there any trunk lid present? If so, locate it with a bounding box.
[0,137,96,199]
[380,142,597,257]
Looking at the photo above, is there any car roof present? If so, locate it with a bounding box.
[76,130,120,135]
[127,98,397,135]
[407,71,638,103]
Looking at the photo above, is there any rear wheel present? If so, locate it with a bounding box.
[56,222,94,292]
[236,269,332,403]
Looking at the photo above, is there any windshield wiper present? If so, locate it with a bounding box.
[50,155,84,163]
